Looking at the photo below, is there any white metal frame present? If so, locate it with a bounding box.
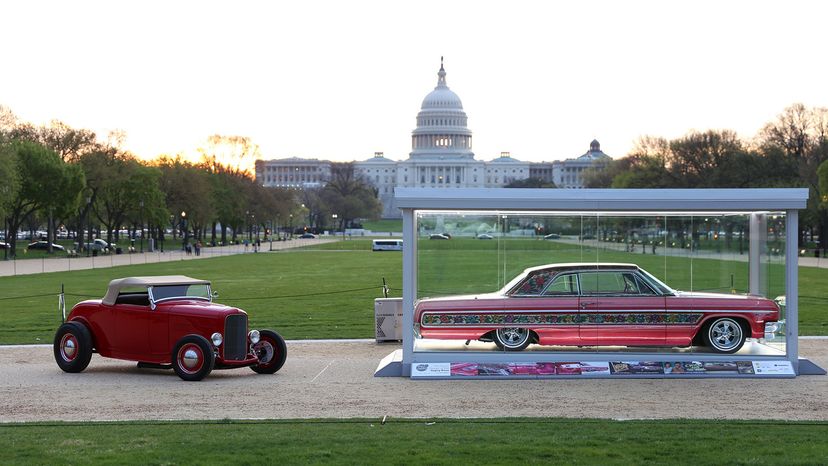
[385,187,812,377]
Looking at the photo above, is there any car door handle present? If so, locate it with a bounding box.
[580,302,596,309]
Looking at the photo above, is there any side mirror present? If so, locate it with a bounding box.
[212,290,219,299]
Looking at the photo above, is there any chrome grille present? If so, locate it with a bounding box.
[224,314,248,361]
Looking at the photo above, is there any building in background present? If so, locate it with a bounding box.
[256,60,610,217]
[255,157,331,189]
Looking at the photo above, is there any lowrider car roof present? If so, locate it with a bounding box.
[522,263,639,274]
[102,276,211,305]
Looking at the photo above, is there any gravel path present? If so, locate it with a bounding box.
[1,340,826,422]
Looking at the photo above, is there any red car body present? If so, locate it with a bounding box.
[54,276,286,381]
[69,298,259,367]
[414,263,780,353]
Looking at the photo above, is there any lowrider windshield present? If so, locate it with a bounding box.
[150,284,212,303]
[637,269,674,295]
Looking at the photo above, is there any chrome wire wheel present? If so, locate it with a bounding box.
[495,327,531,351]
[707,318,743,353]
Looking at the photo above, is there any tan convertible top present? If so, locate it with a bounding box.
[102,276,211,305]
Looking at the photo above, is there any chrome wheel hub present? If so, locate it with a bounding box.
[255,342,274,364]
[62,337,76,359]
[182,349,200,369]
[497,328,528,347]
[711,320,741,350]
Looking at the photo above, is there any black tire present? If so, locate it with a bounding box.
[53,321,93,373]
[171,335,215,381]
[250,330,287,374]
[493,327,531,351]
[702,317,747,354]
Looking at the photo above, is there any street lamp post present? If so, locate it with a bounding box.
[332,213,338,237]
[181,211,188,251]
[139,200,144,253]
[85,195,92,257]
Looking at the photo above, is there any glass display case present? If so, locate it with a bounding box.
[414,211,787,356]
[374,187,816,378]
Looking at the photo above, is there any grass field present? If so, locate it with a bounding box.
[360,219,402,233]
[1,418,825,465]
[0,238,826,344]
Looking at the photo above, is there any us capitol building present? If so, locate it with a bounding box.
[255,60,611,218]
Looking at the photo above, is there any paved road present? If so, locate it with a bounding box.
[0,238,336,277]
[1,340,825,422]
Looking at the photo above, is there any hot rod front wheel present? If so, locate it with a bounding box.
[250,330,287,374]
[53,321,93,373]
[172,335,215,381]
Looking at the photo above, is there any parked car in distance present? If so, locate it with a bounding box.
[0,242,9,249]
[414,263,780,354]
[429,233,450,240]
[27,241,66,251]
[372,239,403,251]
[83,238,109,251]
[477,234,494,240]
[54,276,287,381]
[299,233,317,239]
[543,233,561,240]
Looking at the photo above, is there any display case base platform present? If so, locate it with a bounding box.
[374,340,826,378]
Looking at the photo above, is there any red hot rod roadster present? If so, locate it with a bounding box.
[54,276,287,381]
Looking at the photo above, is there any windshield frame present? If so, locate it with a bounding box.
[148,284,213,309]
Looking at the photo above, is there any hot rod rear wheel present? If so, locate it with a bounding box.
[53,321,93,373]
[250,330,287,374]
[703,317,747,354]
[494,327,531,351]
[172,335,214,381]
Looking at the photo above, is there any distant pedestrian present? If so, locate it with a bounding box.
[195,241,201,256]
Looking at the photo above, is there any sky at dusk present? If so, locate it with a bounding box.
[1,0,826,168]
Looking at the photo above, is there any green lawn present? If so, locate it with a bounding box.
[1,419,825,465]
[360,218,402,233]
[0,237,826,344]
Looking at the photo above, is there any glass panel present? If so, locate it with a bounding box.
[151,284,211,302]
[413,210,787,357]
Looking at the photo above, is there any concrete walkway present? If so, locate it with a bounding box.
[0,238,337,277]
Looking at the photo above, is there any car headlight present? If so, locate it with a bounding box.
[211,332,223,346]
[249,330,260,344]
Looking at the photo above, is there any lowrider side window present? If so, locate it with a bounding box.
[579,271,652,296]
[541,273,578,295]
[513,271,555,296]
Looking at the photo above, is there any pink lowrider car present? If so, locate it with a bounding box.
[414,263,780,353]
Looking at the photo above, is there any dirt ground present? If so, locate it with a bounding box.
[1,340,826,422]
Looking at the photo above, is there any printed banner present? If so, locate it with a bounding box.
[413,360,796,378]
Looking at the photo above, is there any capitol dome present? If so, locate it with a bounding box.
[420,66,464,109]
[410,58,474,160]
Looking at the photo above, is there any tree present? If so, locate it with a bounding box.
[321,162,382,231]
[4,140,77,257]
[504,177,556,188]
[157,156,214,245]
[0,142,20,222]
[198,134,261,175]
[759,104,828,247]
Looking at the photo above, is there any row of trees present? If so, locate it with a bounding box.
[0,106,382,258]
[582,104,828,248]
